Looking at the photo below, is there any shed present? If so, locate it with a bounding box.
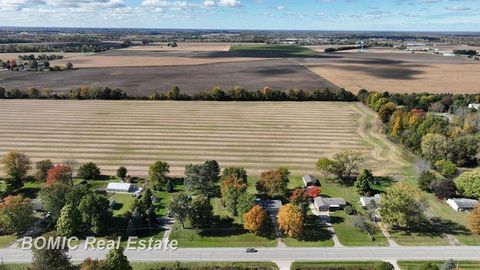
[447,198,478,211]
[360,194,382,208]
[314,197,347,212]
[303,175,319,187]
[106,182,134,193]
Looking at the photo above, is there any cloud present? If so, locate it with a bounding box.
[445,4,470,10]
[217,0,240,7]
[276,5,285,10]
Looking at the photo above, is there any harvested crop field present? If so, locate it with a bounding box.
[302,52,480,93]
[0,59,338,95]
[0,100,408,177]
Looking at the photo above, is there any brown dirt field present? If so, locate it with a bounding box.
[122,42,234,52]
[302,52,480,94]
[51,55,267,68]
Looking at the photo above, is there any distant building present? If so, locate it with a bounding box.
[314,197,346,212]
[447,198,478,212]
[468,103,480,110]
[303,175,319,187]
[360,194,381,208]
[106,182,134,193]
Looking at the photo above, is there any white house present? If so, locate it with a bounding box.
[360,194,382,208]
[106,182,134,193]
[447,198,478,212]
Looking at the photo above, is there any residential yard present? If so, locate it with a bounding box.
[398,261,480,270]
[331,211,388,246]
[389,229,449,246]
[284,215,334,247]
[169,196,276,248]
[109,193,136,216]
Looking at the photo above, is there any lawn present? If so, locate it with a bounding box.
[331,211,388,246]
[291,261,385,270]
[230,44,319,58]
[169,223,276,247]
[398,260,480,270]
[169,196,276,247]
[389,229,449,246]
[109,193,136,216]
[284,214,334,247]
[0,234,17,248]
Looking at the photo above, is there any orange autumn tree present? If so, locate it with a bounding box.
[256,169,288,197]
[243,205,267,234]
[278,203,304,238]
[46,165,73,186]
[0,195,34,234]
[468,205,480,235]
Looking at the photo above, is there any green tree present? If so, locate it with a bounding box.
[78,194,111,234]
[421,133,448,163]
[434,160,457,178]
[237,193,256,216]
[184,160,220,196]
[448,135,479,167]
[221,175,247,216]
[149,161,170,189]
[31,233,72,270]
[169,193,191,228]
[222,167,248,183]
[380,183,425,229]
[0,195,34,235]
[378,102,397,124]
[354,169,374,196]
[330,151,365,180]
[35,159,53,181]
[455,170,480,199]
[116,166,128,181]
[189,195,213,229]
[418,171,437,192]
[56,204,80,237]
[77,162,101,180]
[316,157,333,180]
[103,247,132,270]
[39,183,89,221]
[1,151,31,192]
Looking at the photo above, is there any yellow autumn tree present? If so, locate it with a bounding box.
[468,205,480,235]
[243,205,267,234]
[278,204,304,238]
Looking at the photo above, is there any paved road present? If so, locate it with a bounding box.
[1,246,480,263]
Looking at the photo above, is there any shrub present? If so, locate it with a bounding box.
[434,179,457,199]
[375,261,394,270]
[418,171,437,192]
[344,205,357,215]
[434,160,457,178]
[420,262,440,270]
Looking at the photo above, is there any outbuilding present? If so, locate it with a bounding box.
[447,198,478,211]
[303,175,319,187]
[106,182,134,193]
[314,197,347,212]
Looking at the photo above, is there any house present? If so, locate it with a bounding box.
[314,197,347,212]
[447,198,478,211]
[360,194,382,208]
[303,175,319,187]
[468,103,480,110]
[106,182,135,193]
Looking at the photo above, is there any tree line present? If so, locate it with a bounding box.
[0,86,358,102]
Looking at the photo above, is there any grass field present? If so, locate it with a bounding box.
[291,261,384,269]
[398,260,480,270]
[0,100,406,178]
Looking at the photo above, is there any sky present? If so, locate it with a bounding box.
[0,0,479,31]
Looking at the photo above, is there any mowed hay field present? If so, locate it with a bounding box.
[0,100,409,177]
